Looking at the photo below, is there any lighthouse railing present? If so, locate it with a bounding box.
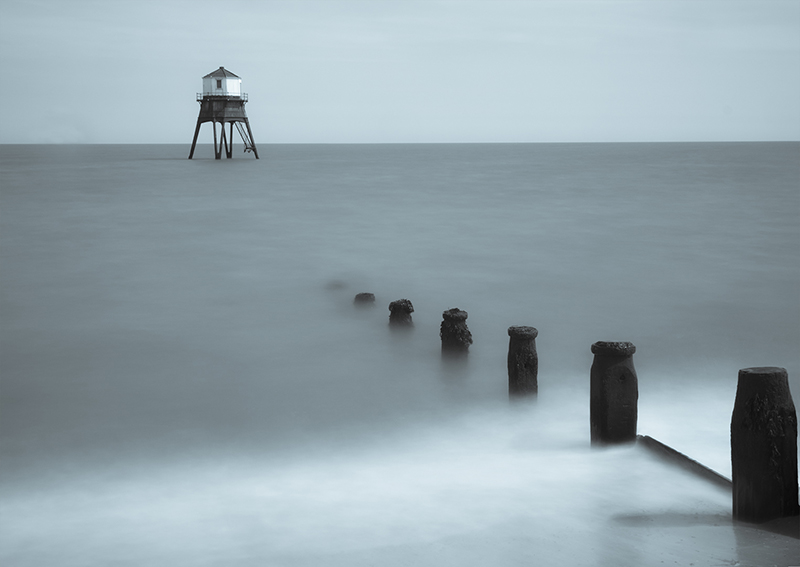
[197,93,248,101]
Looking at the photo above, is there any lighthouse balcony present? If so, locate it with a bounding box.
[197,92,248,101]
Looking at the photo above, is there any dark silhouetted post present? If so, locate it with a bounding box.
[440,308,472,355]
[590,341,638,445]
[354,293,375,306]
[731,367,798,523]
[508,326,538,397]
[388,299,414,326]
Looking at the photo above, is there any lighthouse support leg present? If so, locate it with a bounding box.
[228,123,234,158]
[220,124,229,159]
[213,121,220,160]
[188,119,202,159]
[245,119,259,159]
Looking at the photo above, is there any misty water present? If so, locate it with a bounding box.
[1,143,798,565]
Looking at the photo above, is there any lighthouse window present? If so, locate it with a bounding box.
[216,79,222,89]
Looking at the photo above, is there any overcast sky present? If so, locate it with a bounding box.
[1,0,798,143]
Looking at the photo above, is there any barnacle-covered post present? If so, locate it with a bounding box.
[388,299,414,326]
[440,308,472,355]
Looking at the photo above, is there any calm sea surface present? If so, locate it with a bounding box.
[1,143,798,565]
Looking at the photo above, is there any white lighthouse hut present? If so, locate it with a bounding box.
[202,67,242,97]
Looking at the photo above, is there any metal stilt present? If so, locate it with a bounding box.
[245,119,259,159]
[188,119,202,159]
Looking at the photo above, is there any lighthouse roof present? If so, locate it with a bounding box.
[203,66,241,79]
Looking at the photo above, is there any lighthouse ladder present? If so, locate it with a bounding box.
[235,122,255,153]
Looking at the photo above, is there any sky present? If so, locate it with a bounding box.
[0,0,798,144]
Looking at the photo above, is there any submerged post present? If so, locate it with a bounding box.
[440,308,472,355]
[508,326,538,397]
[354,292,375,306]
[590,341,638,445]
[388,299,414,326]
[731,367,798,523]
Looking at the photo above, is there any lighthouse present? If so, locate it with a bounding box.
[188,67,259,159]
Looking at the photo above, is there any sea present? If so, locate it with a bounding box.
[1,142,798,566]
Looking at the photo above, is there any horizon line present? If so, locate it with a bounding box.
[2,140,798,146]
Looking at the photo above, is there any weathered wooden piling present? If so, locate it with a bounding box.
[731,366,799,523]
[590,341,638,445]
[508,326,538,397]
[354,292,375,306]
[440,308,472,354]
[388,299,414,325]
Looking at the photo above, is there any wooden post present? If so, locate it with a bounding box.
[354,293,375,306]
[508,326,538,397]
[731,367,799,523]
[388,299,414,326]
[590,341,638,445]
[440,308,472,355]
